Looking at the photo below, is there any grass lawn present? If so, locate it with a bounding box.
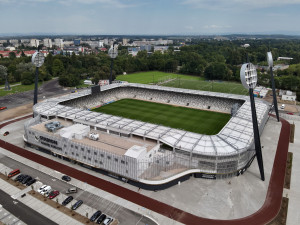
[116,71,202,84]
[116,71,248,95]
[0,82,42,97]
[163,79,249,95]
[92,99,230,135]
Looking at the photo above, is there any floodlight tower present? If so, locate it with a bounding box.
[267,52,280,122]
[108,44,118,84]
[31,47,45,106]
[240,63,265,181]
[0,65,10,90]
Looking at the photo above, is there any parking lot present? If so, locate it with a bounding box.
[0,154,157,225]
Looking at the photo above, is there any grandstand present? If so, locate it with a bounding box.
[23,83,269,188]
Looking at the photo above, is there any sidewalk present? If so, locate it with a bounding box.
[0,147,178,225]
[285,119,300,225]
[0,204,26,225]
[0,164,82,225]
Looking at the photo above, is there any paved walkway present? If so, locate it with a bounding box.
[284,119,300,225]
[0,114,291,225]
[0,166,82,225]
[0,203,26,225]
[0,83,21,89]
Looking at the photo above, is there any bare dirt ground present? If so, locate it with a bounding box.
[0,103,33,122]
[264,92,299,113]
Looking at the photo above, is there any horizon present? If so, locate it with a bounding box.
[1,0,300,36]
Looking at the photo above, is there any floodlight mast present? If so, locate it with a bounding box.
[240,63,265,181]
[32,46,45,107]
[108,44,118,84]
[267,52,280,122]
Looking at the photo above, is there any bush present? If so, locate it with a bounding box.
[21,71,34,85]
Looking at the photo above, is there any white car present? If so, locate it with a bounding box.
[281,104,285,109]
[40,186,52,196]
[37,185,47,194]
[103,217,113,225]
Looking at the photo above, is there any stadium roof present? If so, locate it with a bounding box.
[34,83,269,156]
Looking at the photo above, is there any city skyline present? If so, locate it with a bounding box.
[0,0,300,36]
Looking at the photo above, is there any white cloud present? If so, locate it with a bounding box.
[203,24,231,29]
[182,0,300,9]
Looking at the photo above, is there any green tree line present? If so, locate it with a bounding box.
[1,39,300,98]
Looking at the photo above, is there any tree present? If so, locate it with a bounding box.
[21,71,34,85]
[45,53,53,75]
[52,59,64,77]
[9,52,16,59]
[0,65,10,90]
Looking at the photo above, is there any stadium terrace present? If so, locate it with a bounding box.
[23,83,269,189]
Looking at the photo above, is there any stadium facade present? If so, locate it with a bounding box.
[23,83,269,189]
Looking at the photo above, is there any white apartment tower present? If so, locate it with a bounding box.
[54,39,64,48]
[43,38,53,48]
[30,39,40,48]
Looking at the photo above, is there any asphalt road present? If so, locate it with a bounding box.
[0,154,156,225]
[1,78,74,109]
[0,189,58,225]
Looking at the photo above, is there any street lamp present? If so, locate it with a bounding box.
[108,44,118,84]
[267,52,280,122]
[240,63,265,181]
[31,48,45,106]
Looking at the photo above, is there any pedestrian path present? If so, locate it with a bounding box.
[0,173,83,225]
[0,204,26,225]
[285,119,300,225]
[0,146,177,225]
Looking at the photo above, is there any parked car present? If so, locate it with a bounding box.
[62,196,73,206]
[26,178,36,186]
[96,214,106,224]
[40,186,52,196]
[62,175,71,182]
[66,187,77,194]
[22,176,32,184]
[281,104,285,109]
[16,174,26,182]
[0,106,7,110]
[71,200,83,210]
[3,131,9,136]
[8,169,20,178]
[38,185,48,193]
[287,112,294,115]
[19,175,29,183]
[15,174,24,181]
[90,210,102,222]
[48,190,60,199]
[103,217,113,225]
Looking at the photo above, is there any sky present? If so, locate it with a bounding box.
[1,0,300,35]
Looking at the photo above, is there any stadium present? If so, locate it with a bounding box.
[23,83,269,189]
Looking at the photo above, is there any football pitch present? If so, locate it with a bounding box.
[92,99,231,135]
[116,71,248,95]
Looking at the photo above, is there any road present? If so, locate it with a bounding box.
[0,189,58,225]
[0,78,73,109]
[0,153,156,225]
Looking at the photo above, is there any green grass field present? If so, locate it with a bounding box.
[163,79,249,95]
[92,99,230,135]
[0,82,42,97]
[116,71,248,95]
[116,71,202,84]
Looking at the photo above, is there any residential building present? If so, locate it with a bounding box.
[30,39,40,47]
[54,39,64,48]
[43,38,53,48]
[279,90,297,101]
